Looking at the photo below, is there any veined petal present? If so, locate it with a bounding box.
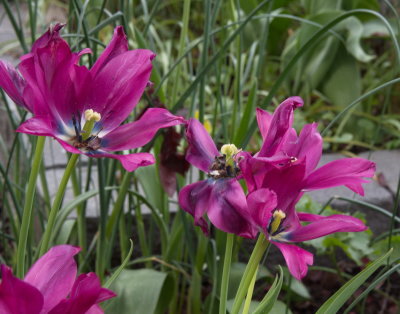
[185,118,219,173]
[178,180,212,235]
[31,23,65,54]
[246,188,277,230]
[207,179,257,239]
[24,245,80,313]
[259,96,303,157]
[283,123,322,175]
[87,49,155,133]
[101,108,186,151]
[48,273,115,314]
[90,26,128,77]
[0,265,43,314]
[273,242,313,280]
[86,151,155,172]
[304,158,376,195]
[16,116,57,137]
[0,61,29,110]
[256,108,272,140]
[287,213,367,242]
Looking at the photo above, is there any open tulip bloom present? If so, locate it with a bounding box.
[0,24,185,172]
[240,96,376,279]
[178,118,256,238]
[0,245,115,313]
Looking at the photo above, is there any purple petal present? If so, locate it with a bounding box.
[101,108,186,151]
[185,118,219,172]
[16,116,57,137]
[86,151,155,172]
[0,61,29,111]
[259,96,303,157]
[256,108,272,140]
[273,242,313,280]
[207,179,257,238]
[0,265,43,314]
[90,26,128,77]
[24,245,80,313]
[86,49,155,133]
[31,23,65,53]
[283,123,323,175]
[304,158,376,195]
[49,273,115,314]
[246,189,277,230]
[287,213,367,242]
[178,180,212,235]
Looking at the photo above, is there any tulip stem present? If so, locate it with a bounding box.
[242,265,258,314]
[219,233,234,314]
[231,234,269,314]
[16,136,46,278]
[39,153,79,256]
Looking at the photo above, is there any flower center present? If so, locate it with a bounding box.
[268,209,286,236]
[72,109,102,151]
[208,144,240,179]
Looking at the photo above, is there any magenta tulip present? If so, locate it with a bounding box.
[0,24,185,171]
[0,245,115,313]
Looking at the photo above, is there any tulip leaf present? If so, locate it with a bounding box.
[105,268,172,314]
[316,248,393,314]
[371,236,400,265]
[253,266,284,314]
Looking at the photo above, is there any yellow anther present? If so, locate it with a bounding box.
[221,144,238,159]
[269,210,286,235]
[84,109,101,122]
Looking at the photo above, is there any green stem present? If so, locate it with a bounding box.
[39,153,79,256]
[243,265,258,314]
[16,136,46,278]
[219,233,234,314]
[71,168,86,265]
[231,234,269,314]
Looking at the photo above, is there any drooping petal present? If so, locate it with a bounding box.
[178,180,212,235]
[48,273,115,314]
[283,123,323,175]
[87,49,155,133]
[246,188,277,230]
[256,108,272,140]
[24,245,80,313]
[185,118,219,173]
[258,96,303,157]
[86,151,155,172]
[207,179,257,239]
[287,213,367,242]
[273,242,313,280]
[16,116,57,137]
[0,265,43,314]
[0,61,29,110]
[303,158,376,195]
[30,23,65,54]
[90,26,128,77]
[101,108,186,151]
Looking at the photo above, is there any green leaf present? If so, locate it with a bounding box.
[104,240,134,289]
[282,267,311,299]
[371,235,400,264]
[253,266,284,314]
[106,269,172,314]
[316,248,393,314]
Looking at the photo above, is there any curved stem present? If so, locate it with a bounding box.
[39,153,79,256]
[219,233,234,314]
[231,234,269,314]
[16,136,46,278]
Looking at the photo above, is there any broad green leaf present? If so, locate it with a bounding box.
[316,248,393,314]
[371,236,400,264]
[226,300,260,313]
[282,267,311,299]
[106,269,171,314]
[253,266,284,314]
[104,240,134,289]
[136,164,164,211]
[54,219,75,244]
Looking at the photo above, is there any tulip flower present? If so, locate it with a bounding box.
[0,245,115,313]
[0,24,185,172]
[178,118,256,238]
[240,96,375,279]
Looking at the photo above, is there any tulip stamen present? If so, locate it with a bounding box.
[71,109,102,151]
[208,144,241,179]
[268,209,286,236]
